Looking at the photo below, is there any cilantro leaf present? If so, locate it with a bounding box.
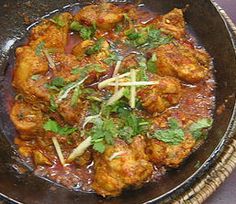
[189,118,213,140]
[93,142,105,153]
[43,119,77,136]
[31,74,41,81]
[103,52,119,65]
[50,15,65,27]
[147,53,157,73]
[115,24,123,34]
[152,118,184,145]
[51,77,65,87]
[46,77,65,91]
[125,26,172,49]
[35,41,45,56]
[71,87,81,107]
[70,21,96,40]
[49,95,58,112]
[153,129,184,145]
[85,38,104,55]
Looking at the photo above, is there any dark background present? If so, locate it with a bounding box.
[205,0,236,204]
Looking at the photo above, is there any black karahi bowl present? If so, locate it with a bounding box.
[0,0,236,203]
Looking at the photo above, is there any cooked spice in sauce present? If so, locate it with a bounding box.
[10,3,215,197]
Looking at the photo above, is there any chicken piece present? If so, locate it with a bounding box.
[72,39,110,60]
[150,8,185,39]
[146,134,196,167]
[10,102,43,135]
[12,46,50,101]
[19,146,33,157]
[29,13,72,52]
[92,136,153,197]
[138,76,181,114]
[74,3,124,30]
[33,150,52,166]
[120,54,139,73]
[72,40,95,58]
[155,42,210,83]
[58,99,88,126]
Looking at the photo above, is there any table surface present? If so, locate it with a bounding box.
[205,0,236,203]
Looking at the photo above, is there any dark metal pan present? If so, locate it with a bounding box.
[0,0,236,203]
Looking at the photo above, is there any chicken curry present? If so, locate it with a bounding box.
[10,3,214,197]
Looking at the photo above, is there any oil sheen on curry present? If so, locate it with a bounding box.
[10,3,215,197]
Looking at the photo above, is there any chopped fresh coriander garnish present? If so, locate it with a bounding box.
[125,26,172,49]
[115,24,123,34]
[136,55,148,81]
[189,118,213,140]
[147,53,157,73]
[93,142,106,153]
[152,118,184,145]
[45,77,65,91]
[57,77,87,102]
[103,52,119,65]
[85,38,104,55]
[71,87,81,107]
[49,95,58,112]
[31,74,41,81]
[70,21,82,31]
[71,67,80,75]
[71,64,105,77]
[35,41,45,56]
[43,119,77,136]
[123,13,133,25]
[50,15,65,27]
[70,21,96,40]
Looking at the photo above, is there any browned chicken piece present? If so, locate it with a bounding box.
[92,136,153,197]
[10,102,43,135]
[138,76,181,114]
[146,134,196,168]
[74,3,124,30]
[155,42,210,83]
[29,13,72,52]
[33,150,52,166]
[18,146,33,157]
[150,8,185,39]
[12,46,50,102]
[72,40,95,58]
[72,39,110,60]
[120,54,139,73]
[58,99,88,126]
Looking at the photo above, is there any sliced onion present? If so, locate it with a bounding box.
[129,69,136,108]
[107,87,125,105]
[67,136,92,162]
[52,137,65,166]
